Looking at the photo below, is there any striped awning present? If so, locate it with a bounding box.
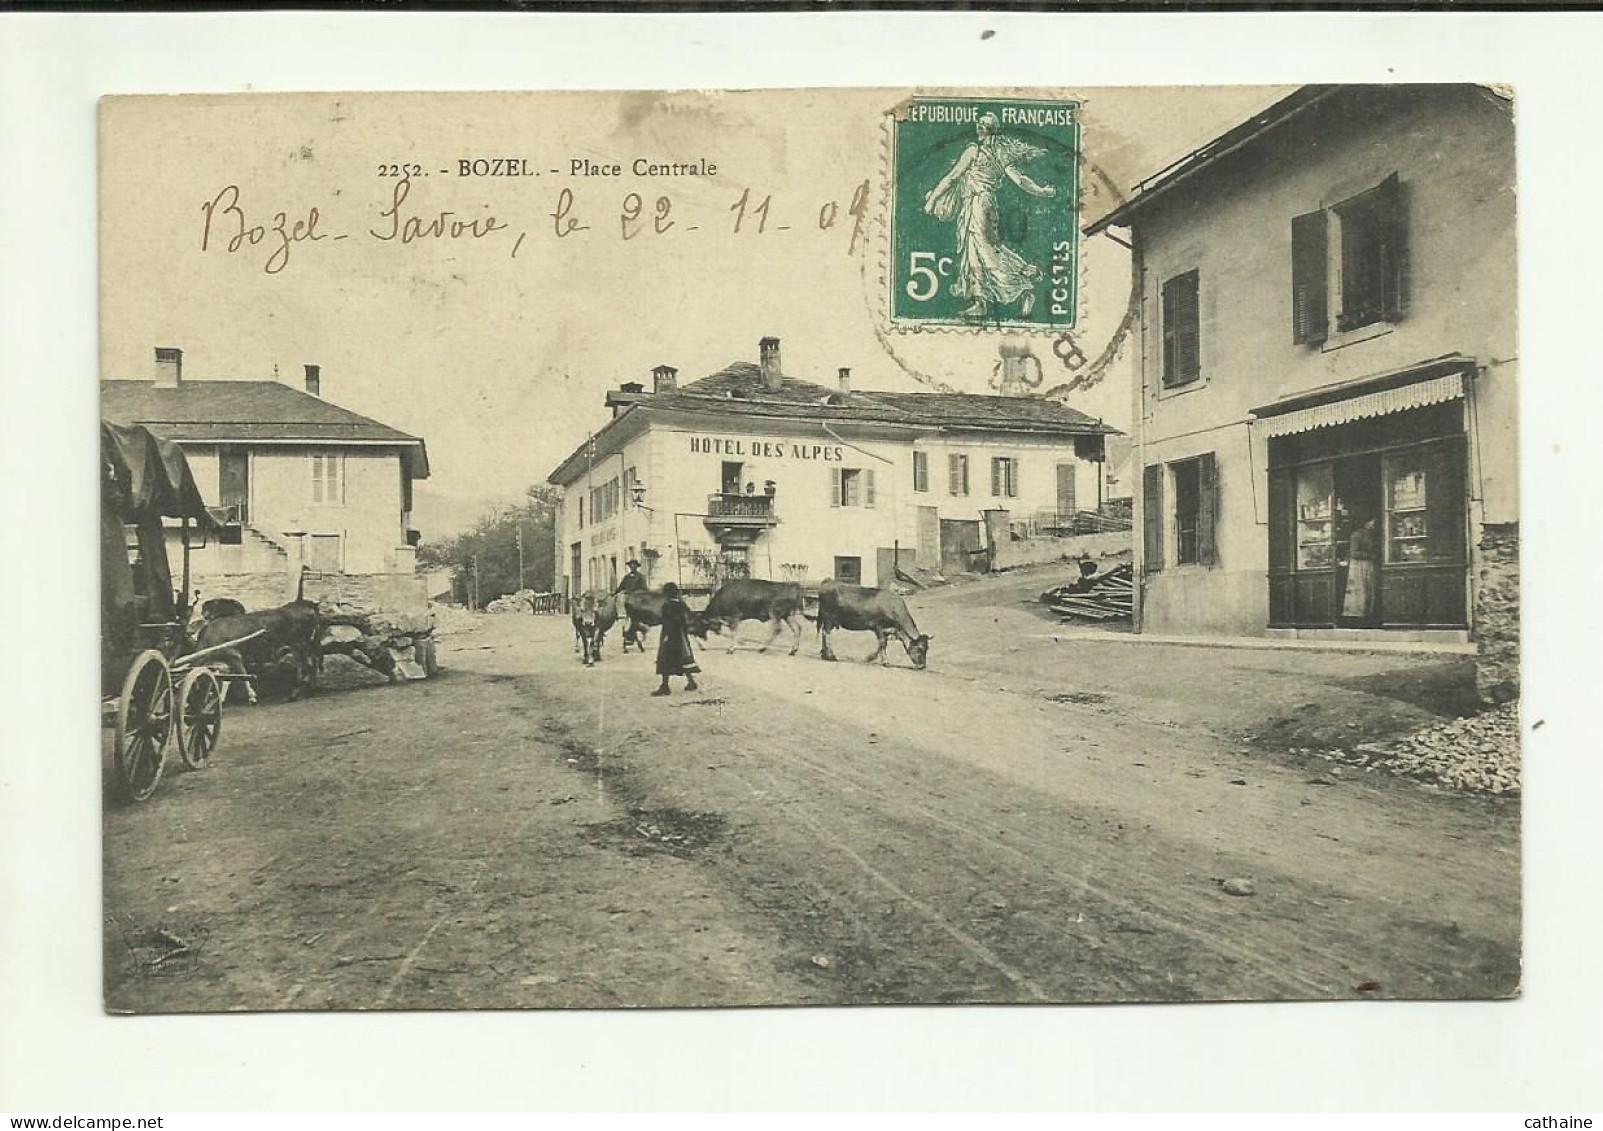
[1253,369,1469,438]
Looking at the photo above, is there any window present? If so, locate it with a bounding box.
[830,467,876,508]
[588,477,620,524]
[578,496,585,529]
[834,556,862,585]
[311,453,344,504]
[913,450,929,493]
[1170,454,1219,567]
[1160,270,1201,387]
[948,453,970,497]
[990,456,1019,499]
[1292,173,1409,344]
[623,466,637,507]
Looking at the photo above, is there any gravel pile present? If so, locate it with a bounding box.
[1305,703,1521,796]
[429,602,481,636]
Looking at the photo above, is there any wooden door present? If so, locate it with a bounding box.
[916,505,939,568]
[939,519,983,574]
[1056,463,1077,524]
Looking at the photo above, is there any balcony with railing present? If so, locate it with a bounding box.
[703,491,779,546]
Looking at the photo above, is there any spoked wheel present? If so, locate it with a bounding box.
[176,667,222,769]
[114,650,172,802]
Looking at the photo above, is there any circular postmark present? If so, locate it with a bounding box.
[863,94,1140,403]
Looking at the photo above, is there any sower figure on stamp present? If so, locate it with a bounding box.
[923,112,1057,320]
[614,558,647,649]
[652,582,700,697]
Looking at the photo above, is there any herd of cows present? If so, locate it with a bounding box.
[570,578,934,671]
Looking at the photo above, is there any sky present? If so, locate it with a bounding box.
[99,86,1293,537]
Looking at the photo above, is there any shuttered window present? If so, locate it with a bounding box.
[948,453,969,497]
[831,468,875,508]
[1293,173,1409,343]
[990,456,1019,499]
[1171,453,1221,567]
[311,453,344,504]
[1291,210,1329,345]
[1160,270,1201,388]
[1142,464,1164,573]
[913,450,929,493]
[1336,173,1410,332]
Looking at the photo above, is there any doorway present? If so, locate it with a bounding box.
[1333,455,1382,627]
[721,461,744,496]
[1055,463,1077,526]
[833,555,862,585]
[219,447,249,524]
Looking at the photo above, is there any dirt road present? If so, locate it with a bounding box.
[103,577,1519,1011]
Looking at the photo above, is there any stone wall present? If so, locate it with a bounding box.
[191,571,299,614]
[990,530,1133,572]
[1475,523,1520,706]
[301,570,429,617]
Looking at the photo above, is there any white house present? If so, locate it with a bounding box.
[103,349,430,610]
[1087,85,1516,670]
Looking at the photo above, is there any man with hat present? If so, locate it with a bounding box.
[614,557,648,649]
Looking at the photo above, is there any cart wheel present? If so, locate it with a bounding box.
[176,667,222,770]
[115,650,172,802]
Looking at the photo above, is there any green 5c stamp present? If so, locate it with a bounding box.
[889,97,1080,330]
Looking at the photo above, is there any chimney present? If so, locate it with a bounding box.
[304,364,321,397]
[619,381,644,394]
[153,347,183,388]
[759,336,782,391]
[651,365,678,395]
[837,366,852,400]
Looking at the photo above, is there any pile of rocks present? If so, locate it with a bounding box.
[485,589,537,614]
[316,602,438,680]
[1339,703,1521,796]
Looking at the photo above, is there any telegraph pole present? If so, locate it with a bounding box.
[516,524,526,591]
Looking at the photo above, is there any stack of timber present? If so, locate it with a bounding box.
[1041,564,1134,622]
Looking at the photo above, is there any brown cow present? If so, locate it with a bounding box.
[816,579,932,669]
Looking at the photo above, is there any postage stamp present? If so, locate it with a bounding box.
[888,97,1081,331]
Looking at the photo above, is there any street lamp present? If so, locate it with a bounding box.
[630,482,652,511]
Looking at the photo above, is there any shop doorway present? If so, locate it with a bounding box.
[1333,455,1382,628]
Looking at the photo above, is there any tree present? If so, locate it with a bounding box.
[419,484,562,607]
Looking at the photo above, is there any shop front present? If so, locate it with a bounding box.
[1261,364,1472,631]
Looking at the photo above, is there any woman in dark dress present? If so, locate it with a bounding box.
[653,582,700,696]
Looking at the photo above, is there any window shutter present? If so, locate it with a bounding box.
[312,455,325,503]
[1177,273,1200,384]
[1011,457,1021,499]
[913,451,927,493]
[336,454,346,504]
[1196,452,1218,567]
[830,467,842,508]
[1142,464,1165,574]
[1379,173,1410,321]
[1162,271,1200,386]
[1291,210,1329,345]
[991,457,1002,497]
[865,469,876,509]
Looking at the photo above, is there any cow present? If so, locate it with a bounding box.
[693,579,806,656]
[816,579,932,670]
[618,588,678,653]
[571,589,618,666]
[194,599,323,702]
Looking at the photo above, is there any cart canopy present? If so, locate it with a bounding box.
[101,421,220,528]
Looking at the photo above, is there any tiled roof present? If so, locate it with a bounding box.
[549,361,1118,484]
[102,379,429,477]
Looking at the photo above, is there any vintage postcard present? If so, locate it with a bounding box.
[97,85,1519,1012]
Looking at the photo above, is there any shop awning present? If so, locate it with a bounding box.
[1249,357,1474,438]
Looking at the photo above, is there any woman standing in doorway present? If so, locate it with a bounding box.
[652,582,700,696]
[1342,517,1379,622]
